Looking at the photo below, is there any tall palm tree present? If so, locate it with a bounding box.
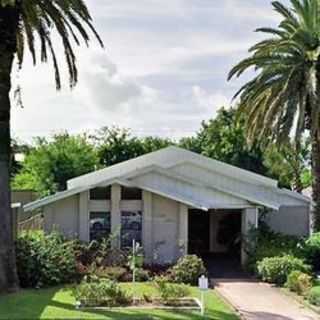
[0,0,102,292]
[228,0,320,231]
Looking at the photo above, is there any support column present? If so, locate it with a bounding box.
[111,184,121,248]
[241,207,258,267]
[178,203,188,257]
[142,190,153,263]
[79,191,89,242]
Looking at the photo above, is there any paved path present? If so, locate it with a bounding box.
[214,279,319,320]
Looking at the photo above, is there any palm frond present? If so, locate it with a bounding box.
[13,0,103,89]
[229,0,320,147]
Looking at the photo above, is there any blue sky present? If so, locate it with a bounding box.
[11,0,282,141]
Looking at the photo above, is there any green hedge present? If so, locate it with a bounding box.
[246,226,300,272]
[257,255,311,286]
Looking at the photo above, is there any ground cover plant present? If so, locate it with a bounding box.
[153,276,190,303]
[74,275,132,307]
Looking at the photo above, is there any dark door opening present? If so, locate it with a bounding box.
[213,212,242,258]
[188,209,245,278]
[188,209,210,256]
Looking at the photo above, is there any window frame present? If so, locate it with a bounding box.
[89,186,111,200]
[120,210,143,248]
[89,211,111,242]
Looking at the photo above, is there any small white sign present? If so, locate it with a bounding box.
[198,275,208,291]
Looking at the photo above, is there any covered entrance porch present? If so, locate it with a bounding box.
[187,208,258,278]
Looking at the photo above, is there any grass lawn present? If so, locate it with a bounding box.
[0,283,239,319]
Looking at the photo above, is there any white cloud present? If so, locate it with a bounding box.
[11,0,280,141]
[192,86,229,112]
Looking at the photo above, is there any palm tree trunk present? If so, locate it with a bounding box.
[0,5,19,293]
[311,131,320,232]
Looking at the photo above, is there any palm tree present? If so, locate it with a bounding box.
[228,0,320,231]
[0,0,102,292]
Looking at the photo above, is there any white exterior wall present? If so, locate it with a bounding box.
[178,203,188,257]
[241,207,258,267]
[79,191,89,241]
[43,195,79,239]
[111,184,121,248]
[146,194,181,265]
[265,206,310,237]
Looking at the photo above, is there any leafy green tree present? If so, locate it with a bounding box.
[13,133,98,196]
[228,0,320,230]
[10,139,30,178]
[0,0,102,291]
[264,141,311,192]
[179,136,203,154]
[193,107,268,175]
[140,136,173,154]
[95,127,173,167]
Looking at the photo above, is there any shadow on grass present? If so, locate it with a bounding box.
[47,299,238,320]
[0,286,239,320]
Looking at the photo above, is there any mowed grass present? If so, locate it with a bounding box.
[0,283,239,320]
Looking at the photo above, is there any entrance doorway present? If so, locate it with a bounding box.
[188,209,210,255]
[188,209,244,278]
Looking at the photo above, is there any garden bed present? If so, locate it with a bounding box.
[77,297,201,310]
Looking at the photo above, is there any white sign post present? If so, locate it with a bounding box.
[198,275,208,316]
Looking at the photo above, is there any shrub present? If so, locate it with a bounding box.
[74,275,132,307]
[246,226,300,273]
[285,271,313,296]
[257,255,311,286]
[308,286,320,306]
[16,231,77,288]
[135,268,150,282]
[93,266,127,281]
[300,233,320,271]
[75,239,128,268]
[144,264,171,277]
[154,276,190,302]
[170,255,206,285]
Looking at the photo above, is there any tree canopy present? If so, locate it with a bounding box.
[12,133,98,196]
[94,127,173,167]
[194,107,268,175]
[13,107,311,196]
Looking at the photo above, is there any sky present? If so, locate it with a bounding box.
[11,0,282,142]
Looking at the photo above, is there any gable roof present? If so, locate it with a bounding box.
[67,146,278,189]
[24,146,310,212]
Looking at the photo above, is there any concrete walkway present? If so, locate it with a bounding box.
[214,279,319,320]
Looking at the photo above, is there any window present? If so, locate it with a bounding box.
[121,187,142,200]
[90,187,111,200]
[121,211,142,248]
[89,211,111,241]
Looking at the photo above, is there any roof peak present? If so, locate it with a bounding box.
[67,145,278,190]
